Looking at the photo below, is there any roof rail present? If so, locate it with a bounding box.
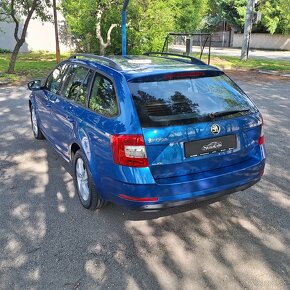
[143,52,205,65]
[70,54,122,70]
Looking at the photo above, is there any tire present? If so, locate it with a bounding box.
[73,150,107,210]
[30,105,44,140]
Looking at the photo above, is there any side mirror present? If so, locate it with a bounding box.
[28,80,42,91]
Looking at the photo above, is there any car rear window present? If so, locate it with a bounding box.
[128,72,256,127]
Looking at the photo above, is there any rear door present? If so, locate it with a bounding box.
[128,71,261,180]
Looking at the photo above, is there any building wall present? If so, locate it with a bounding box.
[233,33,290,51]
[0,13,73,52]
[170,31,233,49]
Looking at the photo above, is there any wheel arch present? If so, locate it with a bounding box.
[70,142,81,161]
[70,139,106,202]
[70,138,92,165]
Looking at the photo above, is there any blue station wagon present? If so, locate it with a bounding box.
[28,53,266,210]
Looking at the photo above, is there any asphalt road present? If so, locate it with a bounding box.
[0,72,289,290]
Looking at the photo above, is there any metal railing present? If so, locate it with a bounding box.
[162,32,212,65]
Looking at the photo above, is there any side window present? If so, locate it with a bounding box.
[63,65,92,106]
[46,63,68,94]
[89,74,118,117]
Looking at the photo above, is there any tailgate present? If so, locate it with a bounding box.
[128,69,261,180]
[143,114,262,180]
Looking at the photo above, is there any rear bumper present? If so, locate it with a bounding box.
[138,179,260,210]
[103,158,265,210]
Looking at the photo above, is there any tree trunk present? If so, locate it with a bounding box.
[95,6,117,56]
[7,39,24,74]
[99,45,105,56]
[7,0,37,73]
[241,0,255,61]
[52,0,60,63]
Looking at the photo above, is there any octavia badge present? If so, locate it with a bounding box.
[211,124,220,135]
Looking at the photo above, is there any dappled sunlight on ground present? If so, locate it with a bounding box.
[0,74,289,289]
[124,195,288,288]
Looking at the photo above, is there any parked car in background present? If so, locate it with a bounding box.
[28,53,266,210]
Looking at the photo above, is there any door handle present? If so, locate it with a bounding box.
[66,115,75,123]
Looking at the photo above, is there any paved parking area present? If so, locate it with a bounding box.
[172,45,290,61]
[0,72,289,289]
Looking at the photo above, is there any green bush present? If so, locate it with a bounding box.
[0,48,11,53]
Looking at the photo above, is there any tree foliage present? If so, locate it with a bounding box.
[126,0,177,54]
[206,0,290,34]
[61,0,209,55]
[0,0,51,23]
[61,0,98,51]
[205,0,247,31]
[175,0,208,32]
[259,0,290,34]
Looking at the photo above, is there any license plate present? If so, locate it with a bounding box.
[184,135,237,158]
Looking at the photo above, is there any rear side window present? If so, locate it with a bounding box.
[46,63,69,94]
[88,74,118,117]
[128,72,256,127]
[63,65,92,106]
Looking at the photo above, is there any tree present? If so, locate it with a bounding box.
[258,0,290,34]
[205,0,247,32]
[122,0,209,53]
[241,0,255,61]
[61,0,209,55]
[61,0,97,52]
[0,0,51,73]
[126,0,177,53]
[206,0,290,35]
[62,0,121,55]
[175,0,208,32]
[95,1,119,55]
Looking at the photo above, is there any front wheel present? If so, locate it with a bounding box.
[73,150,107,210]
[30,105,44,140]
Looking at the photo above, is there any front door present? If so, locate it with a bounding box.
[40,62,69,140]
[49,64,94,158]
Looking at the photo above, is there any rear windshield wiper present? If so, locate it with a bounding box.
[208,109,250,119]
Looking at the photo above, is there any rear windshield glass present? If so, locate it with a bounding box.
[128,72,256,127]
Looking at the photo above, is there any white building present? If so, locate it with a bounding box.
[0,8,72,53]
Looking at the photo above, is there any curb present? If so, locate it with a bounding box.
[0,80,27,87]
[0,81,10,87]
[222,67,290,78]
[258,70,290,78]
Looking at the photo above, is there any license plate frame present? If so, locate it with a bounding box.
[184,135,237,158]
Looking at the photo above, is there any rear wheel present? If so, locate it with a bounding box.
[30,105,44,140]
[73,150,107,210]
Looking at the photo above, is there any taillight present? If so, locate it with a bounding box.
[111,134,148,167]
[258,124,264,145]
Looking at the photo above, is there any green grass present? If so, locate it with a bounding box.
[0,52,70,83]
[1,51,290,84]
